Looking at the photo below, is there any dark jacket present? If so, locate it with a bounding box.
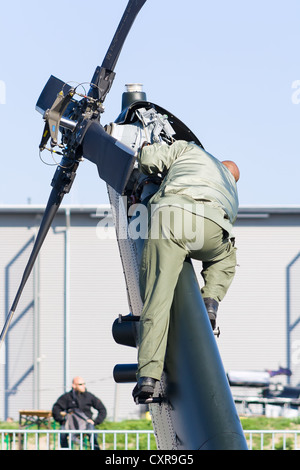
[52,389,107,425]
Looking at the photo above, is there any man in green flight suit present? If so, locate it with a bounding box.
[132,139,240,402]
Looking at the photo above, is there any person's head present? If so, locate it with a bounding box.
[72,376,86,393]
[221,160,240,182]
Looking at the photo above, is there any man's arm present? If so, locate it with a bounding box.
[91,395,107,425]
[52,395,68,424]
[138,140,188,176]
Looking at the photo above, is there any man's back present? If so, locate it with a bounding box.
[139,140,239,233]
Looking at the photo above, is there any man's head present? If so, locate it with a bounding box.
[72,376,86,394]
[221,160,240,182]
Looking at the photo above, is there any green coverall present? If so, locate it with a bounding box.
[137,140,239,381]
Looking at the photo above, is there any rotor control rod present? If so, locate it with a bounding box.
[60,116,77,131]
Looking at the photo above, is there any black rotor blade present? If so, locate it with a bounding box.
[82,122,135,194]
[89,0,147,102]
[36,75,72,116]
[0,158,78,349]
[102,0,147,72]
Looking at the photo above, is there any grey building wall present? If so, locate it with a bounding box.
[0,205,300,421]
[215,207,300,386]
[0,205,137,422]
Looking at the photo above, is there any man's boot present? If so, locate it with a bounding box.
[132,377,157,403]
[203,298,219,330]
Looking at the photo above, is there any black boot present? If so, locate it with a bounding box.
[203,298,219,330]
[132,377,157,403]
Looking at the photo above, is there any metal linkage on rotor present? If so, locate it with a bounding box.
[38,81,104,161]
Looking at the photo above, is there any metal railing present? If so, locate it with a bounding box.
[246,430,300,450]
[1,429,300,450]
[0,429,155,451]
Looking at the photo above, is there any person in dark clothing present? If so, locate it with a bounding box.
[52,376,107,449]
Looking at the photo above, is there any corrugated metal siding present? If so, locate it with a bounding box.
[0,208,140,421]
[0,218,36,419]
[67,219,138,420]
[38,218,66,410]
[202,215,300,386]
[1,207,300,422]
[288,250,300,386]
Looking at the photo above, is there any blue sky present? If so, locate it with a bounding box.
[0,0,299,206]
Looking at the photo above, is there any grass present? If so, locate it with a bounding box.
[240,416,300,450]
[240,416,300,431]
[3,416,300,431]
